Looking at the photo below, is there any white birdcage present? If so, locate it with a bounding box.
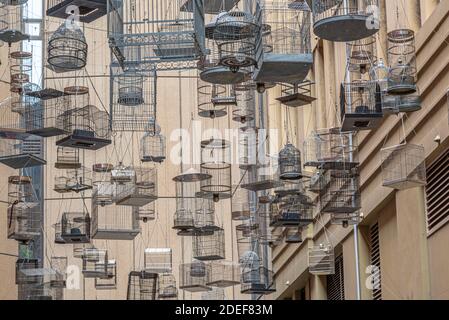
[82,248,108,278]
[144,248,173,274]
[309,243,335,275]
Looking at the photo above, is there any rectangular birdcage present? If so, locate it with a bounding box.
[380,144,426,190]
[0,138,46,169]
[254,0,313,84]
[241,156,283,191]
[110,64,157,132]
[95,260,117,290]
[65,166,92,192]
[46,0,108,23]
[271,196,314,227]
[309,169,326,193]
[16,259,41,285]
[240,266,276,295]
[157,273,178,300]
[92,163,114,206]
[284,227,303,244]
[330,211,361,227]
[179,261,212,292]
[127,271,158,300]
[202,287,225,300]
[206,261,240,288]
[91,202,140,240]
[55,147,80,169]
[115,167,157,207]
[193,229,225,261]
[144,248,172,274]
[0,97,29,140]
[107,0,205,71]
[319,168,361,214]
[82,248,108,278]
[276,80,316,107]
[60,212,91,243]
[50,257,67,288]
[53,223,66,244]
[7,202,41,242]
[21,282,64,300]
[0,3,30,44]
[308,243,335,275]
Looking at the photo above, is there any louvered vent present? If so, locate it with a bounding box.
[326,254,344,300]
[426,148,449,234]
[21,139,43,158]
[370,222,382,300]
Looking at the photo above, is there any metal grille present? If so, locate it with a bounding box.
[326,254,344,300]
[370,223,382,300]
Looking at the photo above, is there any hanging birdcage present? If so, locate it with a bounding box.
[309,169,326,193]
[66,166,92,192]
[241,155,283,191]
[383,91,422,114]
[285,227,303,244]
[107,0,205,71]
[278,143,302,180]
[91,202,140,240]
[238,126,259,169]
[50,256,67,288]
[0,138,46,169]
[111,66,157,132]
[308,243,335,275]
[53,223,65,244]
[233,89,255,123]
[197,77,235,118]
[380,143,426,190]
[16,258,41,285]
[8,175,36,206]
[10,82,40,115]
[236,223,260,263]
[127,271,158,300]
[53,176,71,194]
[140,123,166,163]
[115,167,157,207]
[157,273,178,300]
[231,184,255,221]
[254,0,313,84]
[271,195,314,227]
[144,248,173,274]
[387,29,417,95]
[111,162,134,184]
[92,163,114,206]
[136,201,156,223]
[72,243,94,259]
[182,0,239,14]
[0,97,28,140]
[55,147,80,169]
[200,139,232,202]
[82,248,108,278]
[214,1,262,73]
[46,0,108,23]
[240,266,275,295]
[201,287,225,300]
[19,279,63,300]
[60,212,91,243]
[179,261,212,292]
[274,180,304,198]
[47,21,87,71]
[340,80,383,132]
[347,36,377,74]
[206,261,240,287]
[95,260,117,290]
[7,200,40,243]
[310,0,379,42]
[57,104,111,150]
[276,80,316,107]
[0,2,30,43]
[320,168,361,214]
[9,51,32,93]
[193,229,225,261]
[330,211,361,228]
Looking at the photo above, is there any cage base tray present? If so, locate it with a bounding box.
[241,179,284,192]
[27,127,67,138]
[341,113,383,132]
[321,206,360,215]
[179,285,212,293]
[25,88,65,100]
[397,96,422,113]
[387,84,417,95]
[313,15,379,42]
[194,255,225,261]
[276,92,316,107]
[55,162,82,169]
[198,109,228,118]
[46,0,108,23]
[61,234,90,244]
[82,271,107,279]
[141,156,166,163]
[241,285,276,295]
[0,154,46,169]
[56,133,111,151]
[200,67,248,85]
[92,230,140,240]
[232,211,251,221]
[254,54,313,84]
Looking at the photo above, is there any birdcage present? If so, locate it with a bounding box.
[53,176,71,193]
[330,211,361,228]
[214,1,262,73]
[10,82,39,115]
[65,166,92,192]
[140,123,166,163]
[72,243,94,259]
[16,258,41,285]
[303,128,358,169]
[340,80,383,132]
[310,0,379,42]
[320,168,361,214]
[206,261,240,287]
[276,80,316,107]
[60,212,91,243]
[157,273,178,300]
[92,163,114,206]
[261,225,284,247]
[8,175,36,204]
[197,77,235,118]
[308,243,335,275]
[20,281,64,300]
[136,201,156,223]
[179,261,212,292]
[91,202,140,240]
[201,287,225,300]
[194,204,220,234]
[309,169,326,193]
[0,97,28,140]
[127,271,158,300]
[274,180,304,198]
[82,248,108,278]
[7,201,40,242]
[9,51,32,93]
[144,248,172,274]
[254,0,312,84]
[236,224,260,263]
[111,162,134,184]
[57,105,111,150]
[387,29,417,95]
[278,143,302,180]
[47,21,87,71]
[52,223,65,244]
[200,139,232,202]
[55,147,80,169]
[50,256,67,288]
[380,143,426,190]
[115,167,157,207]
[193,229,225,261]
[232,185,255,221]
[107,0,205,71]
[240,266,275,295]
[0,2,30,43]
[233,89,255,123]
[46,0,108,23]
[241,156,283,191]
[285,227,303,244]
[347,36,377,74]
[238,126,259,169]
[95,260,117,290]
[271,195,314,227]
[0,138,46,169]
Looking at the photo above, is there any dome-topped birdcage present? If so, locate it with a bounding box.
[92,163,114,207]
[278,143,302,180]
[60,212,91,243]
[308,242,335,275]
[387,29,417,95]
[140,122,166,163]
[310,0,379,42]
[347,35,377,75]
[158,273,178,300]
[192,228,225,261]
[197,77,236,118]
[126,271,158,300]
[179,261,212,293]
[0,2,30,44]
[48,21,87,71]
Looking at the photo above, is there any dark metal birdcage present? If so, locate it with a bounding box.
[285,227,303,244]
[140,123,166,163]
[115,166,157,207]
[271,194,314,227]
[0,2,30,44]
[60,212,91,243]
[16,258,41,285]
[0,138,46,169]
[48,21,88,71]
[65,165,92,192]
[278,143,302,180]
[0,97,28,140]
[95,260,117,290]
[127,271,158,300]
[82,248,108,278]
[276,80,316,107]
[179,261,212,292]
[387,29,417,95]
[380,143,426,190]
[308,243,335,275]
[144,248,172,274]
[9,51,32,93]
[55,147,80,169]
[206,261,240,288]
[157,273,178,300]
[92,163,114,206]
[311,0,379,42]
[46,0,108,23]
[330,211,361,228]
[240,266,275,295]
[197,77,236,118]
[192,228,225,261]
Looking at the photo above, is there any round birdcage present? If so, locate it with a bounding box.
[9,51,32,92]
[278,143,302,180]
[0,3,30,43]
[140,123,166,163]
[347,36,377,74]
[47,21,88,71]
[387,29,417,95]
[8,175,34,204]
[233,89,255,123]
[197,77,235,118]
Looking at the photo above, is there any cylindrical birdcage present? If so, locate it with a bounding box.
[347,36,377,74]
[117,71,145,106]
[140,123,166,163]
[197,77,235,118]
[231,184,255,221]
[200,139,232,202]
[47,21,87,71]
[387,29,417,95]
[55,147,80,169]
[92,163,114,207]
[192,229,225,261]
[233,89,255,123]
[0,2,30,44]
[238,126,258,169]
[278,143,302,180]
[9,51,32,93]
[8,175,35,204]
[60,212,91,243]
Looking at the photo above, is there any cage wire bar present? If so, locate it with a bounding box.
[197,76,236,118]
[192,228,225,261]
[95,260,118,290]
[60,212,91,243]
[127,271,158,300]
[92,163,114,206]
[144,248,173,274]
[115,166,158,207]
[82,248,108,278]
[107,0,205,71]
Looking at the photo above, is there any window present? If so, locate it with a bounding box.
[370,222,382,300]
[326,254,344,300]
